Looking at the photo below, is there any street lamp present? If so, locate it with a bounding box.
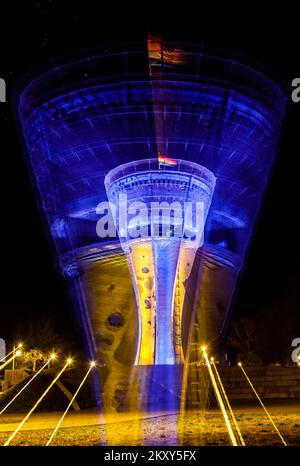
[12,342,23,370]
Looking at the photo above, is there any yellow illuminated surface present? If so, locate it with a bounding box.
[129,240,155,365]
[128,242,197,365]
[174,247,196,363]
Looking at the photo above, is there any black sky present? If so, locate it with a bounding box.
[0,1,299,350]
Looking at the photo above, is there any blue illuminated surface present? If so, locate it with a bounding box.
[18,44,286,367]
[154,240,181,365]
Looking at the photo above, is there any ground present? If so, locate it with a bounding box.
[0,402,299,446]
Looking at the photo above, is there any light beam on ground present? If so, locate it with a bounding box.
[0,351,22,371]
[211,359,245,446]
[0,349,14,363]
[0,344,23,364]
[4,359,71,446]
[46,361,95,446]
[202,348,239,446]
[0,354,56,415]
[238,362,287,446]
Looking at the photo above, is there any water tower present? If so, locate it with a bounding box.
[18,40,286,410]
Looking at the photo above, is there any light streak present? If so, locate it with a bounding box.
[46,361,95,446]
[4,359,71,446]
[0,354,56,415]
[0,351,22,371]
[0,349,16,363]
[202,348,239,446]
[211,359,245,446]
[238,362,287,446]
[0,344,23,363]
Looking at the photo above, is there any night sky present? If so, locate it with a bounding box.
[0,1,299,354]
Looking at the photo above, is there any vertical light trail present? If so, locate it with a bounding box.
[202,348,238,446]
[0,355,56,415]
[238,363,287,446]
[46,362,95,446]
[211,359,245,446]
[4,359,71,446]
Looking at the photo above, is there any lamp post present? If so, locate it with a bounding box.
[12,343,22,371]
[12,343,16,371]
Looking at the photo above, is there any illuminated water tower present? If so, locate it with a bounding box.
[105,158,215,365]
[18,39,286,410]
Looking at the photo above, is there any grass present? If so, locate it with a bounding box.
[0,410,299,446]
